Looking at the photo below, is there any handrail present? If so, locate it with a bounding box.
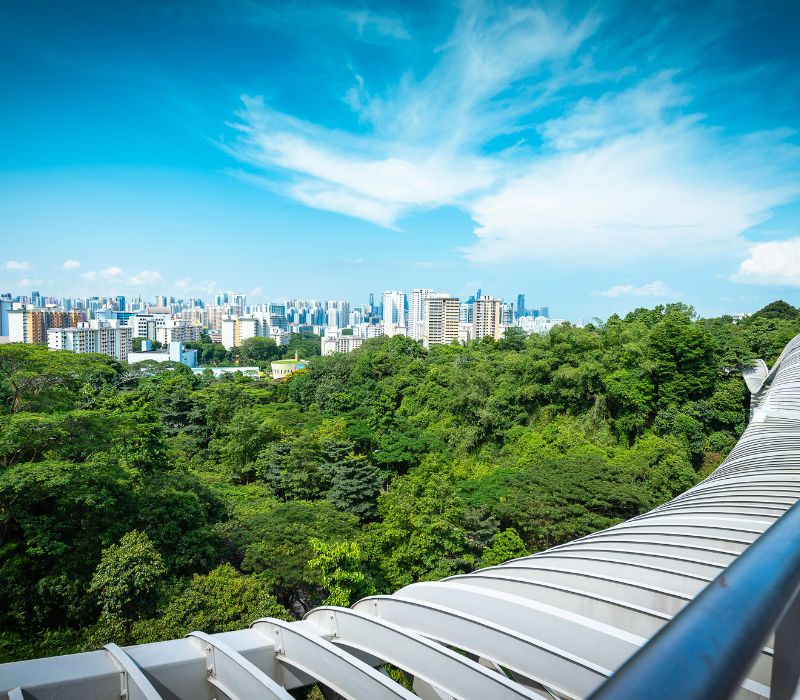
[586,499,800,700]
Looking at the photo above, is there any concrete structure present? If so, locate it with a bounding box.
[322,333,365,355]
[8,308,84,344]
[222,317,261,350]
[409,288,433,341]
[473,295,503,340]
[127,341,198,367]
[423,294,460,348]
[382,290,406,337]
[0,296,14,339]
[47,319,132,362]
[515,315,566,334]
[324,300,350,330]
[270,355,308,380]
[6,334,800,698]
[128,313,170,342]
[155,319,201,346]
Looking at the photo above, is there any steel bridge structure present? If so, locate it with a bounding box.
[3,335,800,700]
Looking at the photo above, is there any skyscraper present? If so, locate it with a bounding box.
[516,294,526,318]
[473,295,503,340]
[409,289,433,340]
[382,290,407,336]
[424,294,460,348]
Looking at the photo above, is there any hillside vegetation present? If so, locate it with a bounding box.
[1,301,799,661]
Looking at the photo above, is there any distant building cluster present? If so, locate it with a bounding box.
[322,289,560,355]
[0,286,562,367]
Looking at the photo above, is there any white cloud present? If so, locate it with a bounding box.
[62,260,81,270]
[226,5,800,265]
[18,277,44,288]
[597,280,680,298]
[79,266,161,287]
[228,4,593,227]
[81,266,123,282]
[128,270,162,286]
[731,238,800,286]
[3,260,31,270]
[464,120,796,262]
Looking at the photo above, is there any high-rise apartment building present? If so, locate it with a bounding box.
[8,308,85,344]
[48,320,132,362]
[206,307,227,332]
[382,291,406,337]
[221,317,266,350]
[156,319,201,345]
[409,289,433,340]
[473,295,503,340]
[423,294,460,348]
[128,313,170,341]
[501,302,515,326]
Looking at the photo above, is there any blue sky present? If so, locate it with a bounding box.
[1,0,799,318]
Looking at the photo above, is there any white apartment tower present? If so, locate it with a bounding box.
[47,320,132,362]
[423,294,460,348]
[382,291,407,337]
[409,289,433,340]
[473,295,503,340]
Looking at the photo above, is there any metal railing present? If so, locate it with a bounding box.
[587,498,800,700]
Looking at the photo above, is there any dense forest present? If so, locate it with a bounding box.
[1,300,799,663]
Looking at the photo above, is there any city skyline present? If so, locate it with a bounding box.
[2,1,799,318]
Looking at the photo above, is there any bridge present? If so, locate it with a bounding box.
[3,335,800,700]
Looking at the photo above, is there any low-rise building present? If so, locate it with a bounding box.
[270,355,308,379]
[322,333,365,355]
[127,341,198,367]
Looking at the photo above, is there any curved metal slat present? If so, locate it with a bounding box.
[103,643,164,700]
[251,618,417,700]
[186,631,293,700]
[352,595,610,699]
[304,606,545,700]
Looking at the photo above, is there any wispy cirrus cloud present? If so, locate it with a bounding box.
[228,3,595,228]
[226,2,800,267]
[344,9,409,41]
